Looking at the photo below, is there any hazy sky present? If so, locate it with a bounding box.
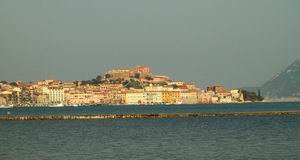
[0,0,299,88]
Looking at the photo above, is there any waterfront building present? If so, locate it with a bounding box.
[197,92,211,104]
[66,92,93,105]
[11,87,21,104]
[162,91,180,104]
[0,96,7,105]
[217,92,233,103]
[36,94,49,105]
[145,92,162,104]
[113,92,126,104]
[48,87,64,104]
[230,89,244,102]
[180,92,197,104]
[125,92,147,105]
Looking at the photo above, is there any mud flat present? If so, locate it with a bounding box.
[1,110,300,121]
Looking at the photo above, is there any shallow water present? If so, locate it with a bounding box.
[1,116,300,160]
[1,102,300,159]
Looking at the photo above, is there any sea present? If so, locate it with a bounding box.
[1,102,300,160]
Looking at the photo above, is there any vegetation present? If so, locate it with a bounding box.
[172,84,179,89]
[122,79,143,89]
[145,76,153,81]
[105,74,111,79]
[9,82,18,86]
[241,90,264,102]
[134,73,140,79]
[81,75,104,85]
[0,80,8,84]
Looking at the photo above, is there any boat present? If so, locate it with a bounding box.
[49,103,64,107]
[0,105,14,108]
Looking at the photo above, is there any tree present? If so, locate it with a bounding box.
[0,80,8,84]
[96,75,102,83]
[134,73,140,79]
[145,76,153,81]
[105,74,111,79]
[172,84,179,89]
[10,82,18,86]
[242,90,264,102]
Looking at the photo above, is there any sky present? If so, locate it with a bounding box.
[0,0,299,88]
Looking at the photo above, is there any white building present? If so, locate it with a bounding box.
[145,92,162,104]
[125,92,146,105]
[48,87,65,104]
[180,92,197,104]
[230,89,244,102]
[125,91,163,105]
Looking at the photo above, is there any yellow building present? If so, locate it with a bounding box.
[162,91,180,104]
[0,96,7,105]
[36,94,49,105]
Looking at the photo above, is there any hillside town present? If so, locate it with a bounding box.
[0,66,247,107]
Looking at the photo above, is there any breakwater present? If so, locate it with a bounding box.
[1,110,300,121]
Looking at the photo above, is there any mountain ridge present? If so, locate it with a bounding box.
[261,59,300,98]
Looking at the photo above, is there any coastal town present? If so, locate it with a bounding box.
[0,66,254,107]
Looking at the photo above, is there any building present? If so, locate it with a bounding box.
[48,87,64,104]
[197,92,211,104]
[168,81,185,86]
[129,66,151,78]
[105,66,151,80]
[180,92,197,104]
[162,91,180,104]
[145,92,162,104]
[37,80,54,86]
[113,92,126,104]
[152,75,170,82]
[0,96,7,105]
[125,92,146,105]
[36,94,49,105]
[207,85,227,93]
[218,92,233,103]
[105,69,131,80]
[230,89,244,102]
[66,92,94,105]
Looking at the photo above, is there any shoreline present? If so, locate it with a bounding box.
[1,101,300,108]
[1,110,300,121]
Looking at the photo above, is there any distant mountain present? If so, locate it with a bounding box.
[261,59,300,98]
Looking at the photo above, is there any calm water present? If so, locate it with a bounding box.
[1,103,300,160]
[1,102,300,117]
